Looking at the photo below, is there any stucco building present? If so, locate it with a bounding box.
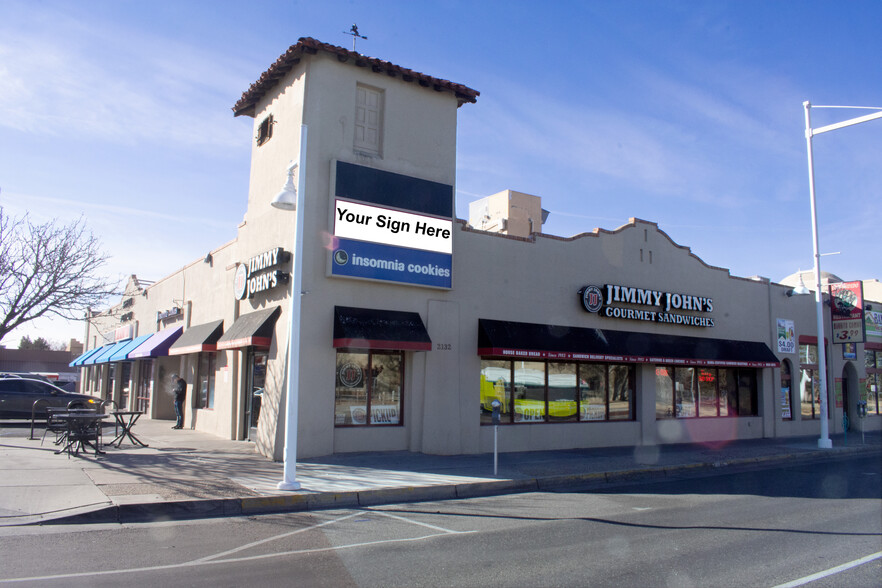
[73,37,881,461]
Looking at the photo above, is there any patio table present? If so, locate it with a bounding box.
[107,411,149,448]
[53,413,109,458]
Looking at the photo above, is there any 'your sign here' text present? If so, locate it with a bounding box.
[334,199,453,254]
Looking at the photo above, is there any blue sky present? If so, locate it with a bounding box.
[1,0,880,348]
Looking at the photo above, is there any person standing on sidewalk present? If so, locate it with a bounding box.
[172,374,186,429]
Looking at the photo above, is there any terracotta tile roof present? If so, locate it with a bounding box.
[233,37,480,117]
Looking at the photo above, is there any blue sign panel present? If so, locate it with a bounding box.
[331,238,452,289]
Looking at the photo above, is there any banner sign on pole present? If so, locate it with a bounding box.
[830,281,865,344]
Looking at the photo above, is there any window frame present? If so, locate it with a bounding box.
[354,84,384,156]
[334,349,404,427]
[655,365,757,419]
[194,352,216,410]
[256,114,274,146]
[780,359,793,420]
[799,343,828,419]
[480,358,635,425]
[865,348,881,415]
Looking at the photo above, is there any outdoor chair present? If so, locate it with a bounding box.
[41,407,69,447]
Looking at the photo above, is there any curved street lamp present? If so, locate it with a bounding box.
[803,102,882,449]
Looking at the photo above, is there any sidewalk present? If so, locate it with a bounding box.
[1,418,879,526]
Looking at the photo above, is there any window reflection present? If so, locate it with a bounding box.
[335,350,403,426]
[481,359,634,425]
[514,361,545,423]
[548,363,578,422]
[580,364,605,421]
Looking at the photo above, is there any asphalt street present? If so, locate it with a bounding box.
[1,454,879,587]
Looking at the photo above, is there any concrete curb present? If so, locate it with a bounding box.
[17,444,880,526]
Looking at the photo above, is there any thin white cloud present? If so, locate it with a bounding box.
[0,6,252,151]
[2,191,232,230]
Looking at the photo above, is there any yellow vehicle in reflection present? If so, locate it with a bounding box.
[480,373,578,419]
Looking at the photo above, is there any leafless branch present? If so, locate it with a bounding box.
[0,207,121,342]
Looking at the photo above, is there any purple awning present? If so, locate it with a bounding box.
[128,326,183,359]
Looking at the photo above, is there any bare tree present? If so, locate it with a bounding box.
[0,207,119,343]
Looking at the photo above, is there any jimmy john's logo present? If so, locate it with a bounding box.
[234,247,291,300]
[579,283,715,328]
[338,362,364,388]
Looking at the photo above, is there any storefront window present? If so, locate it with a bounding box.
[481,359,634,424]
[369,353,401,424]
[699,368,719,418]
[196,353,216,409]
[334,350,403,426]
[719,369,734,416]
[800,343,818,365]
[655,367,674,419]
[799,343,826,419]
[514,361,546,423]
[480,360,511,425]
[864,350,881,415]
[580,364,606,421]
[657,366,757,419]
[800,369,819,419]
[548,362,578,422]
[608,365,633,420]
[780,360,793,420]
[675,367,696,418]
[736,369,757,415]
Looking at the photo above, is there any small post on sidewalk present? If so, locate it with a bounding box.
[857,401,867,445]
[491,399,501,477]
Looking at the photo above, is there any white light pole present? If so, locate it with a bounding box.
[803,102,882,449]
[273,124,308,490]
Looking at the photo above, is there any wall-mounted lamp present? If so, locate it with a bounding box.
[204,252,213,265]
[786,274,811,297]
[271,161,298,211]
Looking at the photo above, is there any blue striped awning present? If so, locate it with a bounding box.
[69,346,104,367]
[108,334,153,362]
[85,340,131,365]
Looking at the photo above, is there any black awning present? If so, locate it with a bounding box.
[168,320,224,356]
[478,319,779,368]
[216,306,281,350]
[333,306,431,351]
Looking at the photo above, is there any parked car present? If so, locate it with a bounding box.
[0,377,98,419]
[0,372,51,383]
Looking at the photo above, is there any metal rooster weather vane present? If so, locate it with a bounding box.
[344,24,367,51]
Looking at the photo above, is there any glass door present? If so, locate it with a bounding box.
[137,360,153,413]
[243,350,267,441]
[120,362,132,410]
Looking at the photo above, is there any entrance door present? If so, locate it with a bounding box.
[120,362,132,410]
[243,350,268,441]
[841,367,850,432]
[137,360,152,413]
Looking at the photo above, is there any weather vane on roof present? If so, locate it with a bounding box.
[344,24,367,51]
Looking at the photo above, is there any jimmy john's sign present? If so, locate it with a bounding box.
[579,283,715,328]
[234,247,291,300]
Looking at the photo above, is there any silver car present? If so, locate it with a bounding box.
[0,377,98,419]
